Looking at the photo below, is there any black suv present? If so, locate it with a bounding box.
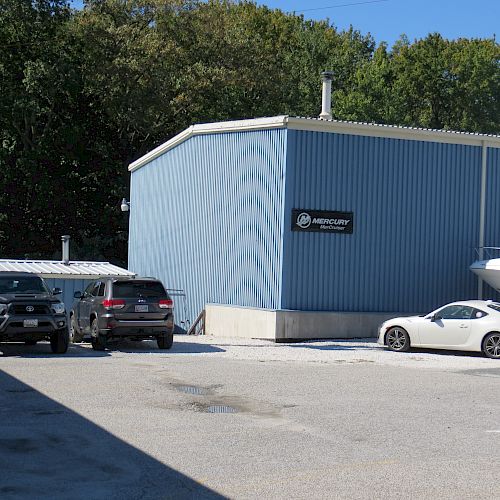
[70,277,174,351]
[0,272,69,353]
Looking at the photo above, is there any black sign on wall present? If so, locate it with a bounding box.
[292,209,354,234]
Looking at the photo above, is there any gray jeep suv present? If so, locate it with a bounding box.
[70,277,174,351]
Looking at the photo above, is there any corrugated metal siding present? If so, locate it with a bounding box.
[128,129,287,324]
[282,130,483,313]
[484,147,500,300]
[44,278,92,319]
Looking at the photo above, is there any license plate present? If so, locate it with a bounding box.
[135,305,148,313]
[23,319,38,328]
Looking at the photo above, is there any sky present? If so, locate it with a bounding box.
[70,0,499,48]
[265,0,499,47]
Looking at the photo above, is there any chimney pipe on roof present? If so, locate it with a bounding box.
[319,71,334,120]
[61,235,70,265]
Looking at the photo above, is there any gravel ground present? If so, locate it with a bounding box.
[131,335,499,371]
[3,335,496,371]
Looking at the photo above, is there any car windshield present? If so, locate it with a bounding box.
[0,276,49,294]
[487,303,500,312]
[113,281,166,298]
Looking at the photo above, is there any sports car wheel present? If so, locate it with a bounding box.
[483,333,500,359]
[386,327,410,352]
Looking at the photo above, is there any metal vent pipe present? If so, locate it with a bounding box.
[61,235,70,264]
[319,71,334,120]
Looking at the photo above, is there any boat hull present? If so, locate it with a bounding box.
[470,259,500,292]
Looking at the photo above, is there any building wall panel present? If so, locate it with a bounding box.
[282,130,483,313]
[44,278,92,319]
[128,129,287,325]
[484,147,500,299]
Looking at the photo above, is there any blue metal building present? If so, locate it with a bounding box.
[128,116,500,339]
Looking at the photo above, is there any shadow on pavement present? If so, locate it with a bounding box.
[0,369,225,500]
[0,343,111,358]
[174,324,188,334]
[0,337,225,357]
[288,342,380,351]
[410,347,487,358]
[96,338,226,355]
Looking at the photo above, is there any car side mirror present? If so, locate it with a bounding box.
[431,314,442,322]
[52,287,62,295]
[74,291,82,299]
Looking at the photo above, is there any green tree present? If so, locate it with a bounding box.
[332,42,395,123]
[0,0,81,257]
[390,33,499,132]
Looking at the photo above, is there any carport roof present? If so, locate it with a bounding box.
[0,259,135,280]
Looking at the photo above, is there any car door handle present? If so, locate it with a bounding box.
[459,324,468,328]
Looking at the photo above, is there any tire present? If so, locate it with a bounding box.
[157,331,173,350]
[482,332,500,359]
[50,328,69,354]
[90,318,107,351]
[25,340,37,346]
[386,326,411,352]
[70,315,84,343]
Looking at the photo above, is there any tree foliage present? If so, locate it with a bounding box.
[0,0,498,264]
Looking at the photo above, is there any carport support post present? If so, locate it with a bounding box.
[478,140,488,299]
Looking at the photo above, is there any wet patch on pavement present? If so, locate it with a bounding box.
[458,368,500,378]
[174,384,210,396]
[207,405,238,414]
[174,383,285,418]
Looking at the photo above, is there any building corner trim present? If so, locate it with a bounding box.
[478,141,488,298]
[128,116,289,172]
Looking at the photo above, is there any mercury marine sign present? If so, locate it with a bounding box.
[292,209,353,234]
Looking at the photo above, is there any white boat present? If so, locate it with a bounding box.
[470,248,500,292]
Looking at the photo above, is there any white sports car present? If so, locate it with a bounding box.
[378,300,500,359]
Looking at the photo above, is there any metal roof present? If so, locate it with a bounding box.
[129,115,500,172]
[292,116,500,139]
[0,260,136,280]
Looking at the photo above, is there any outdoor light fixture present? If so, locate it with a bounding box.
[121,198,130,212]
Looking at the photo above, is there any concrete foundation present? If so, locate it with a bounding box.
[205,304,415,341]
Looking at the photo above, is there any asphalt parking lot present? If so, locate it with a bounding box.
[1,336,499,499]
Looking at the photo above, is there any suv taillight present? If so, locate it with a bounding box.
[159,299,174,309]
[103,299,126,310]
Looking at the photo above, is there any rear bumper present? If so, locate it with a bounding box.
[0,314,66,341]
[98,314,174,339]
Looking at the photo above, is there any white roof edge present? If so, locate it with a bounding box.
[0,259,135,279]
[128,115,500,172]
[33,273,132,280]
[128,116,289,172]
[286,117,500,147]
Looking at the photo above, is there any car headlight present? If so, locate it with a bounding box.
[52,302,65,314]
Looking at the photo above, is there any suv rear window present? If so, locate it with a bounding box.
[113,281,167,298]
